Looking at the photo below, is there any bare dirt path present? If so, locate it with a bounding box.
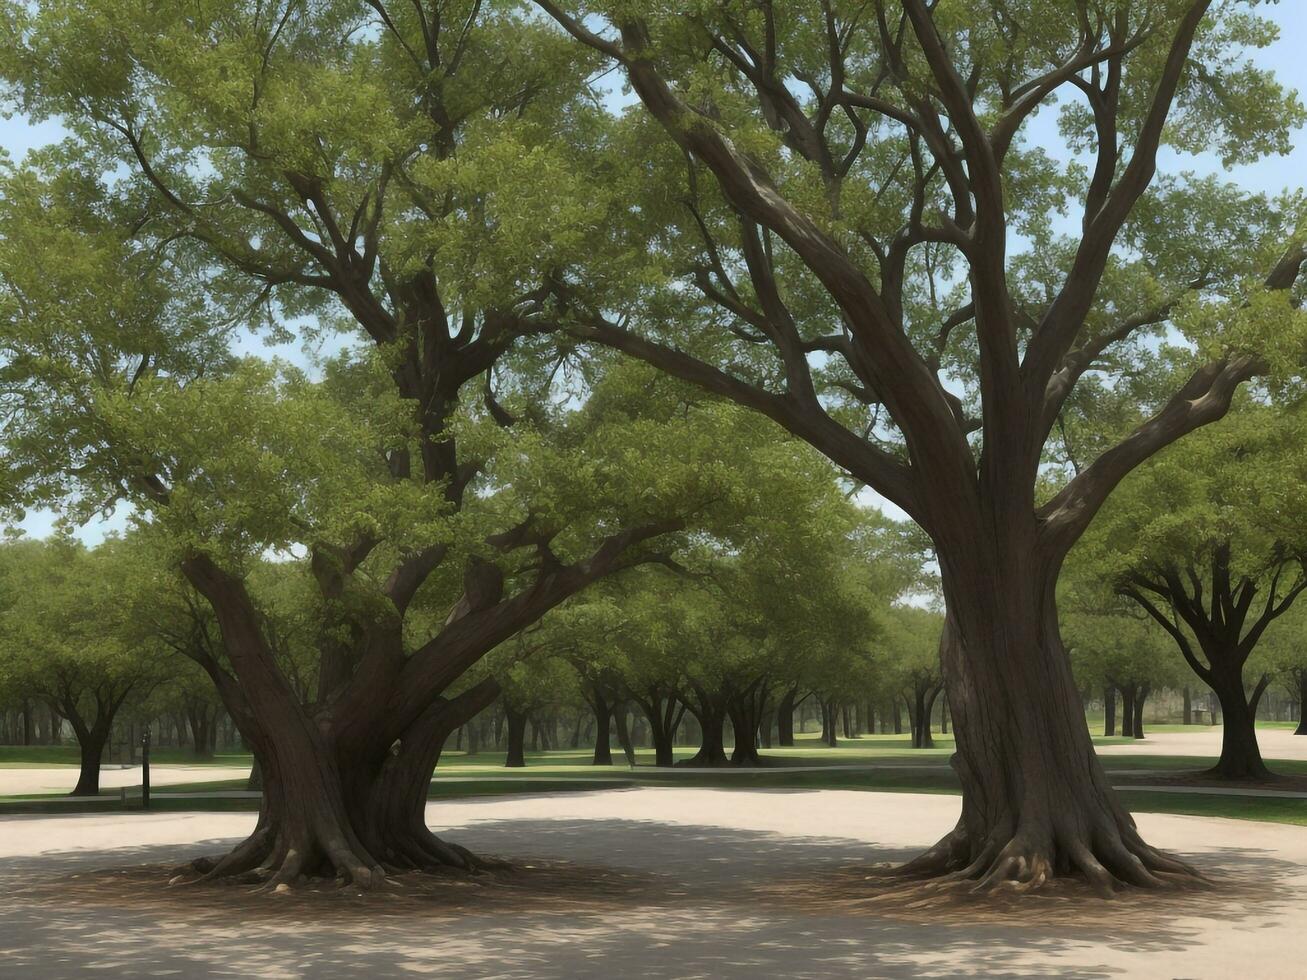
[1,787,1304,978]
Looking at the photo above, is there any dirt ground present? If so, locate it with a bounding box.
[1,787,1304,978]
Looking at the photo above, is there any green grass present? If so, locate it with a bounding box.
[4,729,1307,826]
[1120,790,1307,826]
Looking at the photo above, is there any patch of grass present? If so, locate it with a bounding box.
[1120,790,1307,826]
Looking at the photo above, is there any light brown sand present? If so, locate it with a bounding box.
[1,787,1304,978]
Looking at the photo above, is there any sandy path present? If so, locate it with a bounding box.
[1,787,1305,978]
[1097,727,1307,760]
[0,765,253,797]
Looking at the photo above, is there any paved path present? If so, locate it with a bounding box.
[2,787,1305,978]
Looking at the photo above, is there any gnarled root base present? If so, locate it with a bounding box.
[887,815,1206,898]
[175,823,502,891]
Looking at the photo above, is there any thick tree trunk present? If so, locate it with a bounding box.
[504,706,528,768]
[727,682,768,766]
[1103,685,1116,737]
[71,728,108,796]
[891,699,902,735]
[775,688,797,746]
[683,697,728,766]
[898,584,1196,894]
[1207,669,1271,778]
[822,698,839,748]
[21,699,34,746]
[1183,686,1192,726]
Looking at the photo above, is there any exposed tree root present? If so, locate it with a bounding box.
[885,815,1207,898]
[177,824,504,892]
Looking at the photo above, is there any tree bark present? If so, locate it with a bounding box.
[591,690,613,766]
[504,705,528,768]
[727,680,769,766]
[1183,686,1192,725]
[680,683,728,766]
[1132,686,1149,741]
[1207,668,1271,778]
[1103,685,1116,737]
[1119,685,1137,738]
[899,594,1195,895]
[1295,671,1307,736]
[775,687,798,746]
[612,705,637,766]
[71,727,108,797]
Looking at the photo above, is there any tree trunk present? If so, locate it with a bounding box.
[1119,685,1136,738]
[71,727,108,796]
[504,706,528,768]
[1103,685,1116,737]
[1132,686,1148,741]
[822,698,839,748]
[1207,668,1271,778]
[899,592,1196,895]
[612,706,637,766]
[891,698,902,735]
[1182,686,1192,725]
[682,694,728,766]
[910,685,940,749]
[21,699,34,746]
[727,682,768,766]
[1295,672,1307,736]
[591,691,613,766]
[775,688,797,746]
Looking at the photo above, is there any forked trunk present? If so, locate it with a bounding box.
[728,681,768,766]
[681,686,728,766]
[898,566,1197,894]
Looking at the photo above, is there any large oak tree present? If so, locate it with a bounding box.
[0,0,800,888]
[535,0,1307,891]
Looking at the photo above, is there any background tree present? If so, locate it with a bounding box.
[0,536,170,794]
[538,0,1307,890]
[1080,401,1307,776]
[881,606,946,749]
[0,0,815,887]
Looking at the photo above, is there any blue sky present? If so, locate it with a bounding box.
[2,4,1305,540]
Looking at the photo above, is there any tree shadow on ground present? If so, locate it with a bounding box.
[1,807,1302,979]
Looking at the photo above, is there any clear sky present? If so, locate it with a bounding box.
[2,4,1305,540]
